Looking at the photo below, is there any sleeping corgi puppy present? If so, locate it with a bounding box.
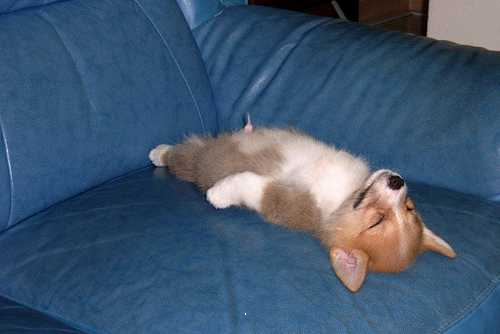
[149,126,456,292]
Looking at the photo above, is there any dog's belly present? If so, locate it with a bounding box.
[234,129,369,215]
[280,150,369,216]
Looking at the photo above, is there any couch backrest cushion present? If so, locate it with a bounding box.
[0,0,217,230]
[194,6,500,201]
[175,0,247,29]
[0,1,64,14]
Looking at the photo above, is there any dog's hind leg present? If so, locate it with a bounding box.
[149,136,206,183]
[149,144,172,167]
[207,175,322,232]
[207,171,270,211]
[260,181,322,233]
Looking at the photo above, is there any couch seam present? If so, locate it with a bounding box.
[132,0,207,134]
[436,279,500,333]
[0,109,14,228]
[191,6,226,30]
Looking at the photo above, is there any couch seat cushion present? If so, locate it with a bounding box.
[0,167,498,333]
[0,295,87,333]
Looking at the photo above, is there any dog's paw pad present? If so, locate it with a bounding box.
[207,185,234,209]
[149,144,171,167]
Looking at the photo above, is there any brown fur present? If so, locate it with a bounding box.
[163,137,205,183]
[164,134,283,191]
[261,182,322,233]
[320,186,431,273]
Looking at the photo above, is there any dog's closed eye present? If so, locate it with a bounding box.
[368,214,384,229]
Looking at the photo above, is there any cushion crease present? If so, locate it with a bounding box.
[132,0,207,133]
[0,292,103,334]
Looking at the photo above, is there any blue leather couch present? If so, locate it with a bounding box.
[0,0,499,333]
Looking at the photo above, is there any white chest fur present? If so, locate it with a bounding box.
[235,129,370,217]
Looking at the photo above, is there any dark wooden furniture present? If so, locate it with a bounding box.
[250,0,357,20]
[249,0,428,36]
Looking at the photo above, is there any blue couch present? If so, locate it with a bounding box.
[0,0,499,333]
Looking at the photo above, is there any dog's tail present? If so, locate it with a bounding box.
[243,112,253,134]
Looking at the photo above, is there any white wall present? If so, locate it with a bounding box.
[428,0,500,51]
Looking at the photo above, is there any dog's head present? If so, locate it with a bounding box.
[322,169,456,292]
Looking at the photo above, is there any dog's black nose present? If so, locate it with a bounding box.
[388,175,404,190]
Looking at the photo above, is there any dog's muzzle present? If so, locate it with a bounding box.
[388,175,405,190]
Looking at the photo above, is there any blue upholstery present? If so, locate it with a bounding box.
[175,0,247,29]
[0,0,216,231]
[0,168,498,334]
[447,285,500,334]
[0,0,244,18]
[0,296,84,334]
[0,1,499,334]
[194,6,500,201]
[176,0,224,29]
[0,0,66,14]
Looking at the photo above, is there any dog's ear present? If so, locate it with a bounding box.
[329,247,369,292]
[421,226,456,258]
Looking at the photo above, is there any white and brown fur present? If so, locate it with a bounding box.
[149,126,456,292]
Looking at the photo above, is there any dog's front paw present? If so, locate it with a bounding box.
[207,180,238,209]
[149,144,171,167]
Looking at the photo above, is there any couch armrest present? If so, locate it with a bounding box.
[194,6,500,200]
